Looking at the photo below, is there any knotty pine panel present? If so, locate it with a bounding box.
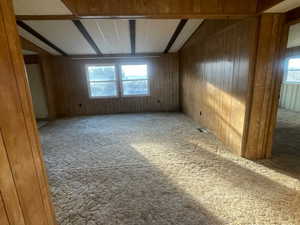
[180,18,259,154]
[51,54,179,117]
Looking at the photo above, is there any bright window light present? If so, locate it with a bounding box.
[86,65,118,98]
[121,65,149,96]
[286,58,300,83]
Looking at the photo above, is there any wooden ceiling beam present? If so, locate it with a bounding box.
[256,0,285,12]
[286,6,300,25]
[72,20,102,55]
[60,0,258,18]
[129,20,136,55]
[17,20,68,56]
[164,19,187,53]
[16,14,252,20]
[16,15,78,20]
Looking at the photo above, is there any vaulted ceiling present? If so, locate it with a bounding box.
[13,0,300,56]
[17,19,203,55]
[13,0,205,56]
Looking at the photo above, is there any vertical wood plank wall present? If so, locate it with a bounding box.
[179,18,259,155]
[243,14,287,159]
[51,54,179,117]
[0,0,56,224]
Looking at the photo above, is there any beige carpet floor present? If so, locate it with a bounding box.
[40,112,300,225]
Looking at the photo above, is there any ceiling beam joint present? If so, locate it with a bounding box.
[17,20,68,56]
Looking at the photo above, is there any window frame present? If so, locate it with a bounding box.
[119,63,150,98]
[284,57,300,84]
[85,63,119,99]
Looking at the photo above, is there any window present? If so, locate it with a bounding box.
[120,64,149,96]
[86,64,118,98]
[286,58,300,83]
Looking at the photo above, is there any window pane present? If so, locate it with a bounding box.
[121,65,148,80]
[287,58,300,82]
[87,65,116,81]
[122,80,149,96]
[90,82,117,97]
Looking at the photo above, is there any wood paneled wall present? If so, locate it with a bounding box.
[0,0,56,224]
[51,54,179,117]
[243,14,287,159]
[180,18,258,154]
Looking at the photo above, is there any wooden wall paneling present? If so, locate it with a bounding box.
[51,54,179,117]
[243,14,287,159]
[0,194,10,225]
[0,0,56,225]
[0,130,25,225]
[39,55,57,120]
[61,0,258,18]
[180,18,259,155]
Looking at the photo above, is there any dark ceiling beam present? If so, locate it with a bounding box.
[129,20,136,55]
[69,52,164,59]
[164,19,187,53]
[17,20,68,56]
[72,20,102,55]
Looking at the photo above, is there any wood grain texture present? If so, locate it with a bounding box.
[0,0,57,224]
[39,55,57,120]
[179,18,259,155]
[257,0,285,12]
[0,130,25,225]
[0,193,10,225]
[61,0,258,17]
[51,54,179,117]
[243,14,287,159]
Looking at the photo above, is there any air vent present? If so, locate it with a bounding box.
[197,128,208,133]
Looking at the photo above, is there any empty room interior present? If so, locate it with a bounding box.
[1,0,300,225]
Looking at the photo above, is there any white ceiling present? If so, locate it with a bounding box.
[17,19,203,55]
[18,26,61,55]
[265,0,300,13]
[13,0,72,15]
[81,19,131,54]
[22,20,96,55]
[287,23,300,48]
[136,19,179,53]
[170,19,203,52]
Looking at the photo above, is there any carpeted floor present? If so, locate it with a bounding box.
[261,108,300,180]
[40,112,300,225]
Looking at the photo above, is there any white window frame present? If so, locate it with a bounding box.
[284,57,300,84]
[120,63,150,97]
[85,64,119,99]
